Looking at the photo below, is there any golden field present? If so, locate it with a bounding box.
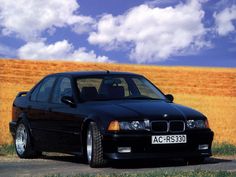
[0,59,236,145]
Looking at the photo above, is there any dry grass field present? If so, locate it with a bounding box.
[0,59,235,145]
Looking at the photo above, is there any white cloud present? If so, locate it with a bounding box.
[17,40,112,62]
[88,0,210,63]
[214,5,236,36]
[0,0,108,63]
[0,43,16,58]
[0,0,95,41]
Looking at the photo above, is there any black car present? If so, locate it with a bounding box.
[9,71,214,167]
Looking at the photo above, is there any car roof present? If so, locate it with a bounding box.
[47,71,142,78]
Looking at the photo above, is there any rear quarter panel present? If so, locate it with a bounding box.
[12,94,29,122]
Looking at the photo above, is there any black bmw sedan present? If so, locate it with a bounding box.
[9,71,214,167]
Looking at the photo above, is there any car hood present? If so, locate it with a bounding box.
[82,100,205,121]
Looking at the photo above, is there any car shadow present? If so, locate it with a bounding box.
[109,157,231,169]
[41,153,85,164]
[40,153,232,169]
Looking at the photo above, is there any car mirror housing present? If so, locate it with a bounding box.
[165,94,174,102]
[61,96,76,107]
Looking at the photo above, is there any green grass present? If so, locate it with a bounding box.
[212,142,236,156]
[0,144,15,156]
[1,142,236,156]
[44,170,236,177]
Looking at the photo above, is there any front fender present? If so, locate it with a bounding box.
[81,115,106,135]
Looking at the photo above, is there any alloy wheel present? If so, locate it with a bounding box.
[87,126,92,163]
[15,124,27,155]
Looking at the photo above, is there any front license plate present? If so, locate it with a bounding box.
[152,134,187,144]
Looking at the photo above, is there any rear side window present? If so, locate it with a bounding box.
[52,77,72,104]
[31,83,41,101]
[36,77,56,102]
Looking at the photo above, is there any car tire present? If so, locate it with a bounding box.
[15,120,41,158]
[86,122,106,168]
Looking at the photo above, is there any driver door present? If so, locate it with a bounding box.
[46,76,82,152]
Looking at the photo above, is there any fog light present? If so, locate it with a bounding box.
[118,147,131,153]
[198,144,208,150]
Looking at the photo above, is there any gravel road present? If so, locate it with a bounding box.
[0,154,235,177]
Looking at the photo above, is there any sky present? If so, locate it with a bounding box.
[0,0,235,67]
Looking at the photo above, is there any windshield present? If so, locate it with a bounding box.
[76,76,166,101]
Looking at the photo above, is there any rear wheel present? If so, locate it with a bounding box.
[86,122,106,168]
[15,121,41,158]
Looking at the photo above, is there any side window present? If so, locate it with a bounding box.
[36,77,56,102]
[52,77,72,104]
[31,83,41,101]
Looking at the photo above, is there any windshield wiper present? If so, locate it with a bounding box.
[123,96,164,100]
[81,98,113,102]
[81,96,164,102]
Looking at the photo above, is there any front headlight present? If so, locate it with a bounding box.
[120,120,151,130]
[120,121,147,130]
[187,119,208,129]
[108,120,150,131]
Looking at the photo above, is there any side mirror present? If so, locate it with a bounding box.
[165,94,174,102]
[61,96,76,107]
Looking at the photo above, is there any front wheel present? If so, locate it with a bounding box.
[15,121,41,158]
[86,122,106,168]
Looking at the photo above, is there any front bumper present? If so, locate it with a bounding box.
[102,129,214,160]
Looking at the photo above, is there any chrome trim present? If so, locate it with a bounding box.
[15,123,27,155]
[86,126,92,163]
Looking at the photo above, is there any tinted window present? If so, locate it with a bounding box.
[52,77,72,103]
[116,78,130,96]
[76,76,166,101]
[101,77,130,97]
[77,78,102,92]
[36,77,56,102]
[77,77,130,96]
[132,77,162,98]
[31,83,41,101]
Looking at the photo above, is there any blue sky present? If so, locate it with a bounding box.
[0,0,235,67]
